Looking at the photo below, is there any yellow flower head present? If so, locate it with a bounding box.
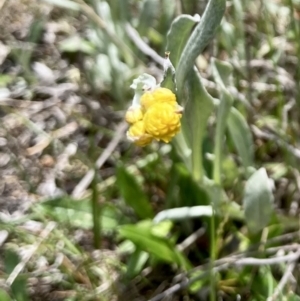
[140,87,176,111]
[125,105,143,124]
[144,102,182,143]
[125,73,183,146]
[127,120,153,147]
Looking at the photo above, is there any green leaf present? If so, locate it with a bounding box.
[227,107,254,169]
[185,71,214,181]
[212,59,233,87]
[166,14,200,68]
[40,199,120,232]
[138,0,159,36]
[0,289,12,301]
[126,248,149,278]
[59,36,96,54]
[176,0,226,92]
[116,165,153,219]
[287,294,300,301]
[211,59,234,185]
[119,221,190,269]
[243,168,274,233]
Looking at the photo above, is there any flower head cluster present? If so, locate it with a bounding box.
[125,74,183,147]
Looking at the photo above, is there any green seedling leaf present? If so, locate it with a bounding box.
[228,107,254,170]
[151,220,173,237]
[243,168,274,233]
[40,199,120,232]
[0,289,12,301]
[42,196,91,212]
[116,165,153,219]
[59,36,96,55]
[119,221,190,269]
[126,248,149,278]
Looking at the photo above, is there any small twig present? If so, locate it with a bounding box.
[231,250,300,266]
[6,222,56,286]
[251,125,300,159]
[26,122,78,156]
[267,251,299,301]
[149,249,300,301]
[177,227,205,252]
[72,122,127,198]
[125,23,164,66]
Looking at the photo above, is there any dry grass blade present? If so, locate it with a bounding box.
[6,222,56,287]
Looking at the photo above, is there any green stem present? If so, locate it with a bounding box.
[287,0,300,106]
[210,207,216,301]
[92,171,101,249]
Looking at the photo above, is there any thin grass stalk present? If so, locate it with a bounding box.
[91,171,101,249]
[287,0,300,106]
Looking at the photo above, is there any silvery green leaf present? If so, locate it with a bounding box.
[228,108,254,170]
[176,0,226,92]
[166,14,200,68]
[243,168,274,233]
[211,58,233,185]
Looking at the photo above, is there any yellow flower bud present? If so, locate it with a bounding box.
[125,105,143,124]
[127,120,153,147]
[143,102,182,143]
[140,87,176,111]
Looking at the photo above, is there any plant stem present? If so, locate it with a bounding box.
[287,0,300,106]
[91,171,101,249]
[210,206,216,301]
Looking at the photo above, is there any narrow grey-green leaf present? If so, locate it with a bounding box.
[213,91,233,185]
[138,0,159,36]
[116,165,154,219]
[211,58,234,185]
[213,59,233,87]
[228,107,254,169]
[185,71,214,180]
[166,14,200,68]
[126,248,149,278]
[59,36,96,55]
[243,168,274,233]
[176,0,226,92]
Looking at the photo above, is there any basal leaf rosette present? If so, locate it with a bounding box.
[125,74,183,147]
